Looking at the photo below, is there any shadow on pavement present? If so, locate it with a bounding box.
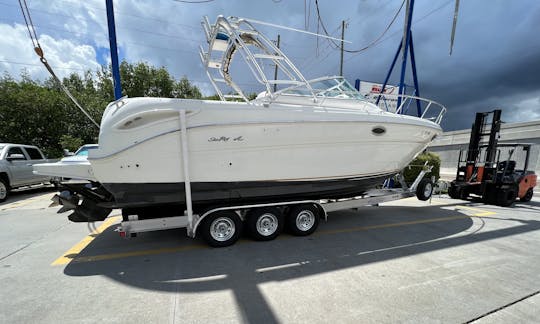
[1,185,56,203]
[63,203,540,323]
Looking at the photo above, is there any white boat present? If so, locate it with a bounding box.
[34,16,446,223]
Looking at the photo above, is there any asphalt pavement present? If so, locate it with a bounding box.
[1,189,539,323]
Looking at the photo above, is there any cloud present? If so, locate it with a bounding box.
[2,0,540,131]
[0,23,100,81]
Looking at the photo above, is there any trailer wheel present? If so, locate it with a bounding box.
[200,211,242,247]
[0,177,9,203]
[246,207,283,241]
[416,178,433,201]
[496,186,518,207]
[520,188,534,202]
[287,204,320,236]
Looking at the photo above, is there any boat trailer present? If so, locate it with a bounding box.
[116,109,435,247]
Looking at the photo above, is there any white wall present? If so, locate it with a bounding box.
[428,120,540,181]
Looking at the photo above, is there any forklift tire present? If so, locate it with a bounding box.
[459,188,469,200]
[416,179,433,201]
[496,186,518,207]
[520,188,534,202]
[448,185,459,199]
[482,187,497,205]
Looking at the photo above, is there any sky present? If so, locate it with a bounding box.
[1,0,539,131]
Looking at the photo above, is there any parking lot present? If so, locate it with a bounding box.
[1,188,539,323]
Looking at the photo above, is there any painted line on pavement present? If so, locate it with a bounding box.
[51,216,121,266]
[53,205,495,265]
[0,193,53,210]
[456,205,497,217]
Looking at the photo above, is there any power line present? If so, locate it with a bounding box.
[314,0,405,53]
[0,18,203,58]
[0,6,201,42]
[0,1,201,31]
[17,0,100,128]
[344,0,454,62]
[0,59,266,89]
[173,0,215,3]
[0,59,91,71]
[0,17,201,46]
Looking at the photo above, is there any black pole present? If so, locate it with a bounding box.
[340,20,345,76]
[273,34,280,92]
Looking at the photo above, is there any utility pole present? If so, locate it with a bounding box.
[339,20,345,76]
[105,0,122,100]
[273,34,280,92]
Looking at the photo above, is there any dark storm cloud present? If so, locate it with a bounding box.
[6,0,539,131]
[341,0,540,130]
[414,1,540,130]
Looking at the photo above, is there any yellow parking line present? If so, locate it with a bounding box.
[56,206,495,265]
[1,193,54,210]
[1,198,41,210]
[457,205,497,217]
[315,214,471,236]
[69,244,207,263]
[51,216,121,266]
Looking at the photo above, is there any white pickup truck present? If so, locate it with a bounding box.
[0,143,55,202]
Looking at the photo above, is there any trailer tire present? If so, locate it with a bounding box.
[416,178,433,201]
[200,211,242,247]
[286,204,320,236]
[0,177,10,203]
[520,188,533,202]
[496,186,517,207]
[246,207,283,241]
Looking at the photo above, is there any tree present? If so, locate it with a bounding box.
[59,134,83,153]
[0,61,203,158]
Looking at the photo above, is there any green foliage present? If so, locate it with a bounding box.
[204,94,221,101]
[403,151,441,184]
[0,61,203,158]
[59,134,83,153]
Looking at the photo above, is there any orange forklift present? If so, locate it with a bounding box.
[448,109,537,206]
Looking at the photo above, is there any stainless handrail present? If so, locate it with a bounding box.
[370,93,447,125]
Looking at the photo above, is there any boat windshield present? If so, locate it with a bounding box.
[75,145,98,157]
[281,77,366,100]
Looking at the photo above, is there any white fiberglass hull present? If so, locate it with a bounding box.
[91,119,435,184]
[79,98,441,206]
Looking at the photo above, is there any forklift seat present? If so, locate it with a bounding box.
[498,160,516,173]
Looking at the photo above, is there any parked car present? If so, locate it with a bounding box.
[0,143,56,202]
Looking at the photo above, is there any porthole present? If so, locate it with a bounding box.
[372,126,386,135]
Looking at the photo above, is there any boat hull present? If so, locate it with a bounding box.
[85,100,441,208]
[90,118,439,184]
[36,98,443,213]
[102,173,393,208]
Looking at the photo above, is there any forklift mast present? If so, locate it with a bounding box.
[451,109,537,206]
[462,109,502,181]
